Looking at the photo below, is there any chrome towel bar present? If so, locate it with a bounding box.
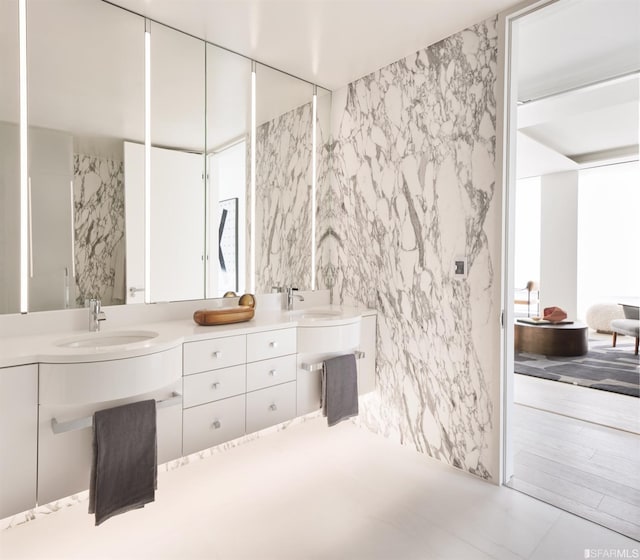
[300,351,365,373]
[51,392,182,435]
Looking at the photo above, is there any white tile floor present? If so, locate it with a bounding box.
[1,418,637,560]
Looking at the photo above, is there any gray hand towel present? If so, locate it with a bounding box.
[89,399,157,526]
[322,354,358,427]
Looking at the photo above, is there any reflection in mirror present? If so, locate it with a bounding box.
[26,0,144,312]
[205,45,251,298]
[254,64,314,293]
[314,86,333,293]
[0,0,20,314]
[147,22,205,303]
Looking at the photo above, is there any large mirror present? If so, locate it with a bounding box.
[26,0,144,312]
[3,0,328,314]
[205,44,251,298]
[254,63,314,293]
[0,0,20,314]
[314,85,333,291]
[147,22,205,304]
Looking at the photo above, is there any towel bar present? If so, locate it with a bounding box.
[300,351,365,373]
[51,392,182,435]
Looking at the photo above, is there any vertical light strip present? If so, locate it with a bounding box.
[311,87,317,291]
[69,180,76,279]
[144,22,151,303]
[19,0,28,313]
[250,61,256,294]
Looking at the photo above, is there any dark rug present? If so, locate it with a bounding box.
[515,343,640,398]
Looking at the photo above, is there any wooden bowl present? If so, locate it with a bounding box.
[193,305,255,326]
[193,293,256,326]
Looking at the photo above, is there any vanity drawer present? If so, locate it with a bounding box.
[246,328,296,363]
[246,354,296,392]
[183,364,246,408]
[183,335,246,375]
[182,394,245,456]
[246,381,296,433]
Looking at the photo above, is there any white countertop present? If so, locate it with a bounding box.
[0,305,375,367]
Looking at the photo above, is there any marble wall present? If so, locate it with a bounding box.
[73,154,126,306]
[324,18,501,480]
[255,103,312,292]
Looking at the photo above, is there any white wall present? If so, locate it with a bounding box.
[577,161,640,318]
[540,170,578,319]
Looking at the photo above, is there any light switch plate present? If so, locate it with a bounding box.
[454,256,467,279]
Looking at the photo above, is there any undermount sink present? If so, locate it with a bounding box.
[300,310,343,320]
[290,306,361,328]
[55,330,159,349]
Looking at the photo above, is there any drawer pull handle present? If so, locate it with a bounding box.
[269,369,277,376]
[212,382,220,389]
[269,404,278,412]
[269,341,278,348]
[212,350,222,358]
[212,420,221,430]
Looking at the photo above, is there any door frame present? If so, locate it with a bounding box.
[497,0,562,485]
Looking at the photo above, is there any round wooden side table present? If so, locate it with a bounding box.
[514,321,589,357]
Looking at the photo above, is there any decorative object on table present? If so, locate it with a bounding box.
[542,306,568,323]
[193,293,256,326]
[218,198,238,294]
[514,340,640,398]
[611,303,640,355]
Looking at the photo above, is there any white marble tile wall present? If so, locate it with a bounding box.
[324,18,501,480]
[315,91,337,296]
[73,154,126,306]
[255,103,312,293]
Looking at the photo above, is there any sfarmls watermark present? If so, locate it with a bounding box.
[585,550,640,559]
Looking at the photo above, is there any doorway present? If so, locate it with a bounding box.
[500,0,640,540]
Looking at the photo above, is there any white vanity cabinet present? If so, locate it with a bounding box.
[182,335,247,455]
[37,347,183,505]
[181,328,298,455]
[245,328,297,432]
[0,364,38,518]
[357,314,377,394]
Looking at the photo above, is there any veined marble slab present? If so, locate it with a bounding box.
[73,153,125,307]
[255,103,313,292]
[324,18,500,480]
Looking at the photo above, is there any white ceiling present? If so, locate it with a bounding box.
[515,0,640,178]
[517,0,640,102]
[109,0,522,91]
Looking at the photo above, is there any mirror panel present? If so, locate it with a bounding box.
[254,64,314,293]
[149,23,205,303]
[205,45,251,298]
[26,0,144,312]
[315,86,333,292]
[0,0,20,314]
[6,0,328,314]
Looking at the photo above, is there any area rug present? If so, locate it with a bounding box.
[514,342,640,397]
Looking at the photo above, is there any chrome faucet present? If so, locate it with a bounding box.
[88,298,106,332]
[286,287,304,310]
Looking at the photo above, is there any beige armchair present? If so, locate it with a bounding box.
[611,304,640,355]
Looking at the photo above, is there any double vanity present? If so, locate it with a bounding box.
[0,303,376,520]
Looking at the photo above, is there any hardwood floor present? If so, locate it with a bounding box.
[514,373,639,433]
[511,333,640,540]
